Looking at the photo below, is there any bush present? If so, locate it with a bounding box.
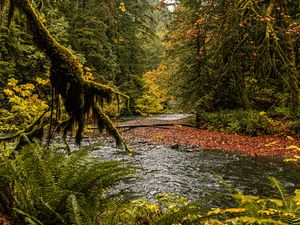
[101,193,203,225]
[0,78,49,133]
[201,110,274,135]
[0,142,134,225]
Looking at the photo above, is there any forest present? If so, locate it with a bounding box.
[1,0,300,224]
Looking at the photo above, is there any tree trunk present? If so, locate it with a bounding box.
[6,0,130,150]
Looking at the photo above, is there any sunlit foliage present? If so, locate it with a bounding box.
[136,65,171,114]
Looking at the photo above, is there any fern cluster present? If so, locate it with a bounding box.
[0,142,134,224]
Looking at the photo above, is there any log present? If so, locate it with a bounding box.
[116,123,194,129]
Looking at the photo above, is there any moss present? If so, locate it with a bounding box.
[4,0,130,151]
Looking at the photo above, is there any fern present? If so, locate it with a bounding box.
[0,142,134,224]
[66,194,82,225]
[269,177,289,209]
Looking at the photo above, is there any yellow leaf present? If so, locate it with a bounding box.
[286,145,300,151]
[294,189,300,205]
[207,208,222,216]
[232,193,259,203]
[287,136,295,141]
[36,78,49,85]
[284,158,298,162]
[7,78,18,87]
[268,198,283,207]
[283,212,296,218]
[145,203,159,213]
[264,141,277,147]
[225,216,286,224]
[259,111,267,116]
[152,135,165,140]
[3,89,14,96]
[168,204,180,213]
[257,209,277,216]
[223,208,246,214]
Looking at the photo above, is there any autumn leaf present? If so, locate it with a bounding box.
[264,141,277,147]
[286,145,300,151]
[3,89,14,96]
[7,78,18,87]
[287,136,295,141]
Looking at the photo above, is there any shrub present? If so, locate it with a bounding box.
[0,78,49,133]
[202,110,274,135]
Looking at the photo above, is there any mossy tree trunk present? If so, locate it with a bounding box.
[1,0,130,151]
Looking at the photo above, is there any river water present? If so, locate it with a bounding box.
[90,141,300,205]
[65,114,300,207]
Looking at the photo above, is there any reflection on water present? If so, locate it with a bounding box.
[91,142,300,202]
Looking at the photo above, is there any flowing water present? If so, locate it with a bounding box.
[62,114,300,207]
[91,143,300,204]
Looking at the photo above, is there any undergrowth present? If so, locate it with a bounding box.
[1,140,300,224]
[0,142,134,225]
[103,178,300,225]
[200,109,275,135]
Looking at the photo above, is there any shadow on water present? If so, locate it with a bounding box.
[90,141,300,207]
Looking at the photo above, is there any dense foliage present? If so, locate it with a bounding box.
[0,0,166,136]
[135,65,171,114]
[0,142,134,224]
[166,0,300,123]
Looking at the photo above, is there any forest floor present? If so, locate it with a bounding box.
[116,117,300,159]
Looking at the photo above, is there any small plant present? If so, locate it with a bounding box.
[204,177,300,224]
[101,193,203,225]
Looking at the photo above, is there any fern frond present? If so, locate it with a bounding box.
[13,208,43,225]
[269,177,289,209]
[66,194,82,225]
[40,198,66,224]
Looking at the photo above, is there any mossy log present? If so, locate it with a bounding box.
[2,0,130,151]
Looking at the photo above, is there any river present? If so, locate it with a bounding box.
[64,114,300,207]
[91,143,300,204]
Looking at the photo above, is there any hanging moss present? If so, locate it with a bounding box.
[2,0,130,151]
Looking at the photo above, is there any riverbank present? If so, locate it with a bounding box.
[119,125,300,159]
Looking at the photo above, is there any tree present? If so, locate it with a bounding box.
[166,0,300,115]
[56,0,160,112]
[58,0,120,83]
[0,0,130,151]
[165,0,210,111]
[113,0,158,111]
[136,64,170,114]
